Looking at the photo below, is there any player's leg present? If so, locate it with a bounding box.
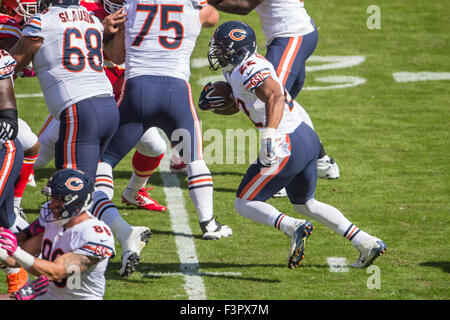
[235,128,317,268]
[169,147,188,175]
[91,190,151,276]
[14,119,40,217]
[97,78,153,274]
[55,96,120,179]
[34,115,59,169]
[121,127,167,212]
[168,80,231,240]
[98,80,146,199]
[0,139,29,293]
[287,125,386,267]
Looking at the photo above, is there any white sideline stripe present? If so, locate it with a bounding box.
[393,72,450,83]
[16,93,44,98]
[327,257,349,273]
[159,135,206,300]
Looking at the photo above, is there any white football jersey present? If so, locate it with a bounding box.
[36,210,115,300]
[223,53,303,136]
[123,0,205,81]
[255,0,314,45]
[21,5,113,120]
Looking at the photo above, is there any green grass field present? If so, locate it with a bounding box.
[2,0,449,301]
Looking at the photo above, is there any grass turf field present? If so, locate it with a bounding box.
[2,0,449,300]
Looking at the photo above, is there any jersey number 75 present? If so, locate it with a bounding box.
[132,4,184,49]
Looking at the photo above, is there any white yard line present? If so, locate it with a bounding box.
[16,93,44,98]
[393,72,450,82]
[159,147,207,300]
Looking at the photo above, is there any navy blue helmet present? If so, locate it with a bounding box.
[38,0,80,12]
[208,20,257,71]
[41,168,94,223]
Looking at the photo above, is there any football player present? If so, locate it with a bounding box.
[97,0,232,240]
[200,21,387,268]
[1,0,41,217]
[34,0,167,212]
[9,0,151,277]
[207,0,340,187]
[0,49,29,293]
[0,169,115,300]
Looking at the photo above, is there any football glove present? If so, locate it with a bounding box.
[259,128,278,167]
[0,227,17,256]
[198,82,226,111]
[14,275,49,300]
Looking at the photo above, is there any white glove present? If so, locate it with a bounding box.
[259,127,278,167]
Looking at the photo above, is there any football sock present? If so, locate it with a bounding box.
[95,162,114,199]
[293,199,372,246]
[343,224,372,247]
[187,160,214,223]
[91,190,131,245]
[127,151,164,190]
[14,154,38,208]
[234,198,298,236]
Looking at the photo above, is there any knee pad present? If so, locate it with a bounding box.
[17,118,38,151]
[135,127,167,157]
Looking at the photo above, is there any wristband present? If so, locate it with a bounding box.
[12,247,35,270]
[261,127,277,140]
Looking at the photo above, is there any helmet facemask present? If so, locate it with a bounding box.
[208,37,231,71]
[103,0,123,14]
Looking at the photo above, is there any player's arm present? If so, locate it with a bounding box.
[27,252,101,281]
[9,36,42,75]
[199,4,220,28]
[255,76,285,129]
[207,0,263,15]
[254,76,285,167]
[0,232,43,268]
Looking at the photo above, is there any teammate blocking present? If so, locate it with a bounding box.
[200,21,387,268]
[8,0,150,276]
[96,0,232,240]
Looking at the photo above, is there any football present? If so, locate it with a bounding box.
[211,81,234,109]
[210,81,238,115]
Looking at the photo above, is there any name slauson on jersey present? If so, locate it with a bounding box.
[58,9,95,24]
